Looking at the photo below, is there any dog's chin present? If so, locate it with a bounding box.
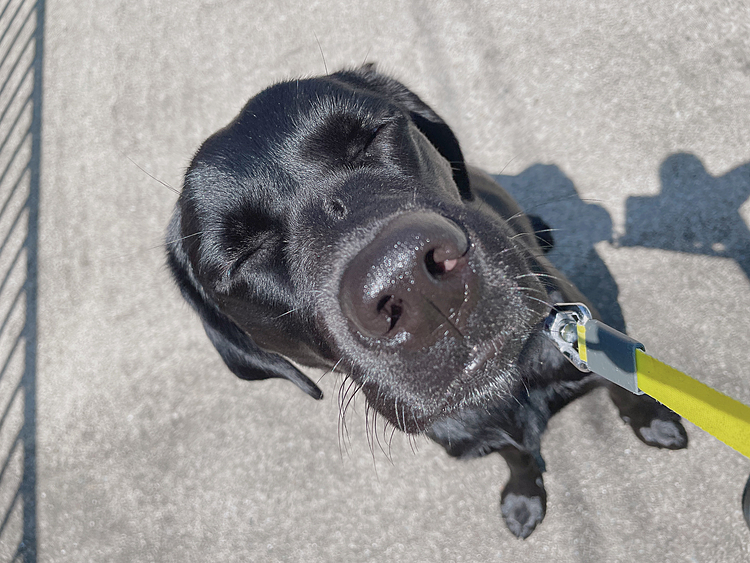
[358,382,443,434]
[359,333,529,434]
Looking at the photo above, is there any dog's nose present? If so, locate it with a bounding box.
[339,212,475,346]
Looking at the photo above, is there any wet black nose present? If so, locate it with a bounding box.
[339,212,475,346]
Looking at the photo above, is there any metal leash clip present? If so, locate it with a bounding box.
[543,303,593,373]
[543,303,644,395]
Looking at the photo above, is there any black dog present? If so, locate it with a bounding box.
[166,65,687,538]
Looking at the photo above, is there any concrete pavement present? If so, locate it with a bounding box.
[1,1,750,561]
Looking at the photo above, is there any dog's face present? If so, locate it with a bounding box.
[168,67,551,432]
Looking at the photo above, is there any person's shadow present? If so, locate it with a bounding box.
[620,152,750,529]
[620,153,750,280]
[494,164,626,332]
[497,153,750,529]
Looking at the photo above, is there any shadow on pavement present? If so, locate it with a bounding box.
[621,152,750,282]
[620,151,750,529]
[0,1,45,561]
[495,164,626,332]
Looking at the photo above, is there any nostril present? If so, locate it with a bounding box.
[377,295,403,333]
[424,249,444,278]
[376,295,391,312]
[424,247,465,279]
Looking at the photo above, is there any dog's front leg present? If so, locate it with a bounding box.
[498,445,547,539]
[427,403,550,538]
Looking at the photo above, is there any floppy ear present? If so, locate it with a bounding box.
[166,210,323,400]
[339,64,473,200]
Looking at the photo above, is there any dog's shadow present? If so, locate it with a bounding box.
[494,165,626,332]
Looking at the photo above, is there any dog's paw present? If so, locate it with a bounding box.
[619,400,688,449]
[613,391,688,450]
[630,415,688,449]
[500,491,546,539]
[500,478,547,539]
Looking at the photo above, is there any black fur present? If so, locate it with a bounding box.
[167,66,687,538]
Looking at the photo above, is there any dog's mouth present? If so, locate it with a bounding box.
[353,317,541,433]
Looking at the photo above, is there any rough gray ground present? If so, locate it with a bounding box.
[1,0,750,561]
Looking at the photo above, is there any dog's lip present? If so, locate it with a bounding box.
[460,332,508,382]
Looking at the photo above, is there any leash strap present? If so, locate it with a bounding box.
[545,303,750,458]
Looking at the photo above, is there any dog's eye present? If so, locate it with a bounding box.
[220,230,275,282]
[364,124,385,149]
[349,124,385,163]
[367,124,384,143]
[304,116,389,167]
[222,247,255,280]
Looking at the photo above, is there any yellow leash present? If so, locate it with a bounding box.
[635,350,750,458]
[545,303,750,459]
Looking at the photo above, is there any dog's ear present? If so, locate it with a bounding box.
[340,64,472,200]
[166,210,323,400]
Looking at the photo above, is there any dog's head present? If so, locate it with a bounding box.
[167,66,553,432]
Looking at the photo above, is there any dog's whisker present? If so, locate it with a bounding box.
[165,231,206,247]
[339,412,353,449]
[342,379,359,420]
[376,393,399,462]
[509,229,560,242]
[364,399,374,453]
[317,358,344,385]
[514,272,567,289]
[274,308,298,319]
[393,397,401,434]
[108,231,208,261]
[505,209,528,223]
[388,425,398,457]
[370,400,390,461]
[313,33,328,75]
[337,374,360,455]
[516,285,547,295]
[407,431,419,455]
[127,156,180,195]
[338,378,349,432]
[522,294,557,310]
[364,403,386,477]
[498,155,520,175]
[514,272,563,283]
